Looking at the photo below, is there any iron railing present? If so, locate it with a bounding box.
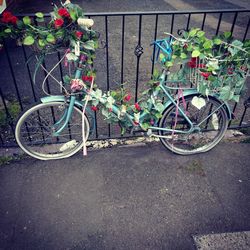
[0,9,250,147]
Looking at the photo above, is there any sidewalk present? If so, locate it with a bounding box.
[0,141,249,249]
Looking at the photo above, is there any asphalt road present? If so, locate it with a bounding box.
[0,141,249,249]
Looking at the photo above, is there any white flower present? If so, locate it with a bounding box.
[134,113,140,123]
[77,18,94,28]
[121,105,127,114]
[66,52,78,61]
[64,0,71,5]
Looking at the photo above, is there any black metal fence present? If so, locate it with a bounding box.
[0,9,250,147]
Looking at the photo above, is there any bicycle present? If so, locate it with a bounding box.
[14,33,238,160]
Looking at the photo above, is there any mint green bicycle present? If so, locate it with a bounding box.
[14,36,232,160]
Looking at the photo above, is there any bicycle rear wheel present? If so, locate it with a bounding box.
[158,95,228,155]
[15,102,89,160]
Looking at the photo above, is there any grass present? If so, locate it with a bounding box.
[0,100,21,127]
[0,156,13,166]
[0,154,27,166]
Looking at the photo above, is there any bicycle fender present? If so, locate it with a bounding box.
[40,95,83,108]
[163,90,232,120]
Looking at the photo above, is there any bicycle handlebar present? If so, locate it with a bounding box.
[151,37,173,64]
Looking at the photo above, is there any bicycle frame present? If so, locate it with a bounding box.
[40,35,232,138]
[40,67,231,138]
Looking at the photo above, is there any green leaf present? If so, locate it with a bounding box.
[101,108,110,118]
[23,16,31,25]
[69,10,77,21]
[232,95,240,102]
[121,127,126,135]
[38,39,46,47]
[46,34,56,43]
[155,112,162,119]
[187,45,193,51]
[35,17,44,23]
[141,123,150,130]
[35,12,44,18]
[214,38,222,45]
[231,40,243,48]
[106,96,115,108]
[93,89,102,99]
[83,40,95,51]
[180,52,187,59]
[199,53,205,59]
[63,75,71,84]
[224,31,231,39]
[203,40,213,49]
[165,61,173,67]
[55,30,64,38]
[192,50,200,57]
[197,31,205,37]
[219,86,231,101]
[23,36,35,45]
[159,53,166,62]
[189,29,198,37]
[154,103,164,113]
[4,28,11,33]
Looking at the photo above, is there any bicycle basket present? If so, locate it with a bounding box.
[167,56,249,102]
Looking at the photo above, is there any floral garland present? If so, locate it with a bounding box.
[0,0,98,78]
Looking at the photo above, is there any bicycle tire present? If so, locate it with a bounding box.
[158,94,228,155]
[15,101,89,160]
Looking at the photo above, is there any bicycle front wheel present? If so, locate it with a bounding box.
[158,95,228,155]
[15,102,89,160]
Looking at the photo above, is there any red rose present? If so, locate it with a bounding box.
[91,106,98,111]
[1,11,12,23]
[10,16,18,24]
[75,31,83,39]
[135,103,141,111]
[200,72,210,80]
[54,18,64,29]
[58,8,70,18]
[124,94,131,102]
[82,75,93,82]
[188,57,198,68]
[198,63,206,68]
[1,11,18,24]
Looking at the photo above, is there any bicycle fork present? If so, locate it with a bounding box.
[52,96,76,136]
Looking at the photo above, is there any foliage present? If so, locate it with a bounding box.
[160,28,250,102]
[1,2,249,133]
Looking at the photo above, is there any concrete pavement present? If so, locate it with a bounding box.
[0,141,249,249]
